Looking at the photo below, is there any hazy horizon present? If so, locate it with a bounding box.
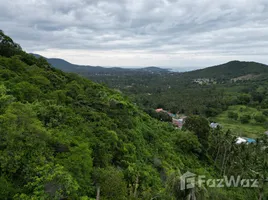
[32,52,267,72]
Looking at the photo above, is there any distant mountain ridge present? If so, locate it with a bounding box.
[32,54,268,80]
[31,54,169,74]
[183,60,268,80]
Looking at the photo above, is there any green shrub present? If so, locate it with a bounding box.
[240,114,251,124]
[228,111,238,120]
[262,110,268,116]
[254,114,266,123]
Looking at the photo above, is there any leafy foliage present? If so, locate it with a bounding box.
[240,114,251,124]
[228,111,238,120]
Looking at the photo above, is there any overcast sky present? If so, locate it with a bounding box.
[1,0,268,69]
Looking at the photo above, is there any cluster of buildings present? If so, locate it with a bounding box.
[155,109,223,130]
[236,131,268,144]
[193,78,216,85]
[155,108,186,128]
[155,108,267,145]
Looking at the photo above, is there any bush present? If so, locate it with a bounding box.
[228,111,238,120]
[237,94,251,105]
[261,99,268,109]
[240,114,251,124]
[175,131,202,154]
[205,107,221,117]
[262,110,268,116]
[183,115,210,149]
[254,114,266,123]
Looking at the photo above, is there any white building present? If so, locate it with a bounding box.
[235,137,247,144]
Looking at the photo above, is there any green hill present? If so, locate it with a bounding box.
[0,31,183,199]
[31,53,169,74]
[31,53,129,73]
[184,60,268,80]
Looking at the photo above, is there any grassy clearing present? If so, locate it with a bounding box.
[212,105,267,138]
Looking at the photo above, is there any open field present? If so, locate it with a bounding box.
[212,105,267,138]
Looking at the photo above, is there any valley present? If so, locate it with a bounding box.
[45,57,268,140]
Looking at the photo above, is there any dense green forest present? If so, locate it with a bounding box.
[0,30,267,199]
[84,60,268,138]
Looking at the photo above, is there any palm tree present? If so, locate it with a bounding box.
[166,170,208,200]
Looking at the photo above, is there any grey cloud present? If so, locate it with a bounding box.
[1,0,268,66]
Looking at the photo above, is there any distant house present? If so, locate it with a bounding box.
[246,138,256,143]
[155,108,187,128]
[236,137,247,144]
[172,118,187,129]
[172,118,183,128]
[210,122,220,129]
[155,108,177,117]
[167,112,176,118]
[235,137,256,144]
[155,108,164,113]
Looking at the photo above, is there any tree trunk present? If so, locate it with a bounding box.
[258,185,264,200]
[214,145,220,164]
[96,185,100,200]
[133,175,139,198]
[191,188,196,200]
[221,143,227,175]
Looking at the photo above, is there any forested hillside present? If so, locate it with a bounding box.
[183,61,268,80]
[0,30,267,199]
